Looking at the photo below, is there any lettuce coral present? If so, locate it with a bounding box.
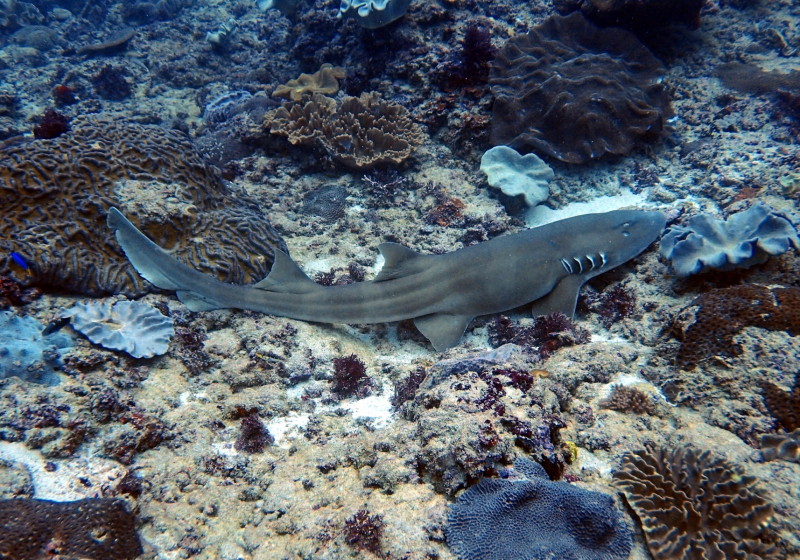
[660,203,800,276]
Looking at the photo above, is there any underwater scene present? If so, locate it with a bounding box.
[1,0,800,558]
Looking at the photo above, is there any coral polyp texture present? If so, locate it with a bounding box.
[759,375,800,432]
[613,446,777,560]
[674,284,800,371]
[445,457,632,560]
[0,498,142,560]
[64,300,174,359]
[266,92,424,170]
[660,203,800,276]
[0,115,287,296]
[489,12,672,164]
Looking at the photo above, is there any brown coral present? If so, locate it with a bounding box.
[272,63,346,101]
[759,375,800,432]
[0,115,287,296]
[490,12,672,164]
[266,92,424,169]
[599,384,656,415]
[0,498,142,559]
[613,446,777,560]
[674,284,800,370]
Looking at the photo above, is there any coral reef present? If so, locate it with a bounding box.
[64,301,174,359]
[613,446,777,560]
[673,284,800,370]
[759,375,800,432]
[272,64,347,102]
[446,457,632,560]
[660,203,800,276]
[761,429,800,463]
[490,13,672,164]
[0,115,287,296]
[0,498,142,559]
[0,310,73,385]
[599,384,657,415]
[433,21,497,91]
[554,0,704,36]
[0,275,39,308]
[301,184,348,222]
[580,285,636,327]
[480,146,553,207]
[266,92,424,169]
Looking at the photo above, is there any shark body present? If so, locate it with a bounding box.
[107,207,665,351]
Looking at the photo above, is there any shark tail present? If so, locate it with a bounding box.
[107,208,224,312]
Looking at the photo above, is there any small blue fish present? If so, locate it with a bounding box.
[10,252,30,275]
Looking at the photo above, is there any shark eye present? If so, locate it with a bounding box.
[622,231,630,237]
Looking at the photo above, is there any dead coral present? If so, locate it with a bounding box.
[266,92,424,169]
[0,498,142,559]
[599,384,657,415]
[490,12,672,164]
[613,446,777,560]
[759,375,800,432]
[673,284,800,370]
[0,115,287,296]
[272,63,346,101]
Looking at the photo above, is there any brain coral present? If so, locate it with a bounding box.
[613,446,777,560]
[0,498,142,560]
[660,203,800,276]
[0,115,287,296]
[674,284,800,371]
[266,92,424,170]
[446,457,632,560]
[489,12,672,164]
[64,300,174,359]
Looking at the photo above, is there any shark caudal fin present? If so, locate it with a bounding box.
[107,208,223,312]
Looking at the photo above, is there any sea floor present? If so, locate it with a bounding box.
[1,0,800,558]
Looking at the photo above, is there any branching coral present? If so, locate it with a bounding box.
[266,92,424,169]
[613,446,777,560]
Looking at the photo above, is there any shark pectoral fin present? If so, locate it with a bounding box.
[530,274,586,319]
[253,250,319,294]
[414,313,473,352]
[374,243,426,282]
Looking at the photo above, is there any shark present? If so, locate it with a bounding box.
[107,207,665,352]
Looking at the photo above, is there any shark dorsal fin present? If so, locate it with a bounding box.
[374,243,427,282]
[254,250,319,294]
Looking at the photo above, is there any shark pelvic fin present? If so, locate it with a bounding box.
[530,274,586,318]
[253,250,319,294]
[414,313,473,352]
[374,243,428,282]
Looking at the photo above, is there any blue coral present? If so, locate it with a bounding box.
[446,458,632,560]
[0,311,73,385]
[660,203,800,276]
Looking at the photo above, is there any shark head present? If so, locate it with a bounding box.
[555,210,667,277]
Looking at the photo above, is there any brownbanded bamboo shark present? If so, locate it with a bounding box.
[107,207,665,351]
